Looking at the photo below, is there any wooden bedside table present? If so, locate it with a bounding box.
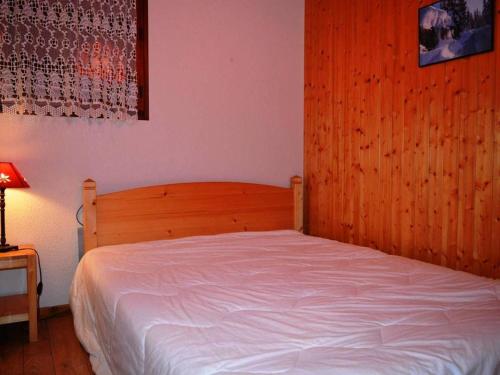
[0,246,38,342]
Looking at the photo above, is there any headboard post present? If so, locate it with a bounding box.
[83,179,98,253]
[291,176,303,233]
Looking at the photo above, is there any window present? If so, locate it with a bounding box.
[0,0,149,120]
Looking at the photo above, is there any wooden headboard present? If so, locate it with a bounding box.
[82,176,303,253]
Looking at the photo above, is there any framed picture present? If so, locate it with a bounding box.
[419,0,495,67]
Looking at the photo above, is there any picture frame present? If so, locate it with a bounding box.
[419,0,495,67]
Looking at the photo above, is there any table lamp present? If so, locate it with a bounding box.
[0,162,30,252]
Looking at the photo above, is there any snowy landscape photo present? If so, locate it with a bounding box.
[419,0,494,67]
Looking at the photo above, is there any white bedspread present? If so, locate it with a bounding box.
[70,230,500,375]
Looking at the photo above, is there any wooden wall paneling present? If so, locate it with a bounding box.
[426,65,437,264]
[307,0,330,237]
[321,1,334,238]
[474,52,495,276]
[367,0,377,249]
[448,63,462,270]
[319,0,332,237]
[328,0,337,239]
[456,58,477,273]
[350,0,362,246]
[376,1,385,250]
[368,0,379,249]
[304,0,311,234]
[362,0,385,249]
[389,0,403,256]
[469,56,483,274]
[341,0,354,243]
[308,0,321,235]
[400,1,416,259]
[309,0,321,235]
[358,0,368,248]
[413,68,424,261]
[341,0,353,242]
[331,0,344,241]
[305,0,499,278]
[435,61,448,267]
[429,57,446,265]
[327,0,336,240]
[414,22,431,263]
[494,4,500,278]
[380,0,395,252]
[435,63,445,266]
[303,0,315,234]
[360,0,372,248]
[336,0,345,241]
[442,63,460,270]
[459,75,470,270]
[364,0,376,249]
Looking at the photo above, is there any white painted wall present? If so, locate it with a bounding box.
[0,0,304,307]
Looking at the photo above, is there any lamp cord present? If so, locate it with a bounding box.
[76,204,83,226]
[20,247,43,297]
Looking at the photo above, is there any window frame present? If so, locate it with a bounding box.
[136,0,149,120]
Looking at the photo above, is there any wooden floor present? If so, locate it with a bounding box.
[0,312,93,375]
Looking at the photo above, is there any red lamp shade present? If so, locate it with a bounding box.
[0,162,30,189]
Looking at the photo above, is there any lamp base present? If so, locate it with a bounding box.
[0,244,19,253]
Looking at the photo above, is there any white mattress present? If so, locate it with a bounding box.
[70,230,500,375]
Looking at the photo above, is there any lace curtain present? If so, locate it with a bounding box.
[0,0,138,120]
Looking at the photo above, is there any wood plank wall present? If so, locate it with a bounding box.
[304,0,500,278]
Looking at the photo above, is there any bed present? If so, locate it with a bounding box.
[70,177,500,375]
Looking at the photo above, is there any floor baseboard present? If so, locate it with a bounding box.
[39,304,70,320]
